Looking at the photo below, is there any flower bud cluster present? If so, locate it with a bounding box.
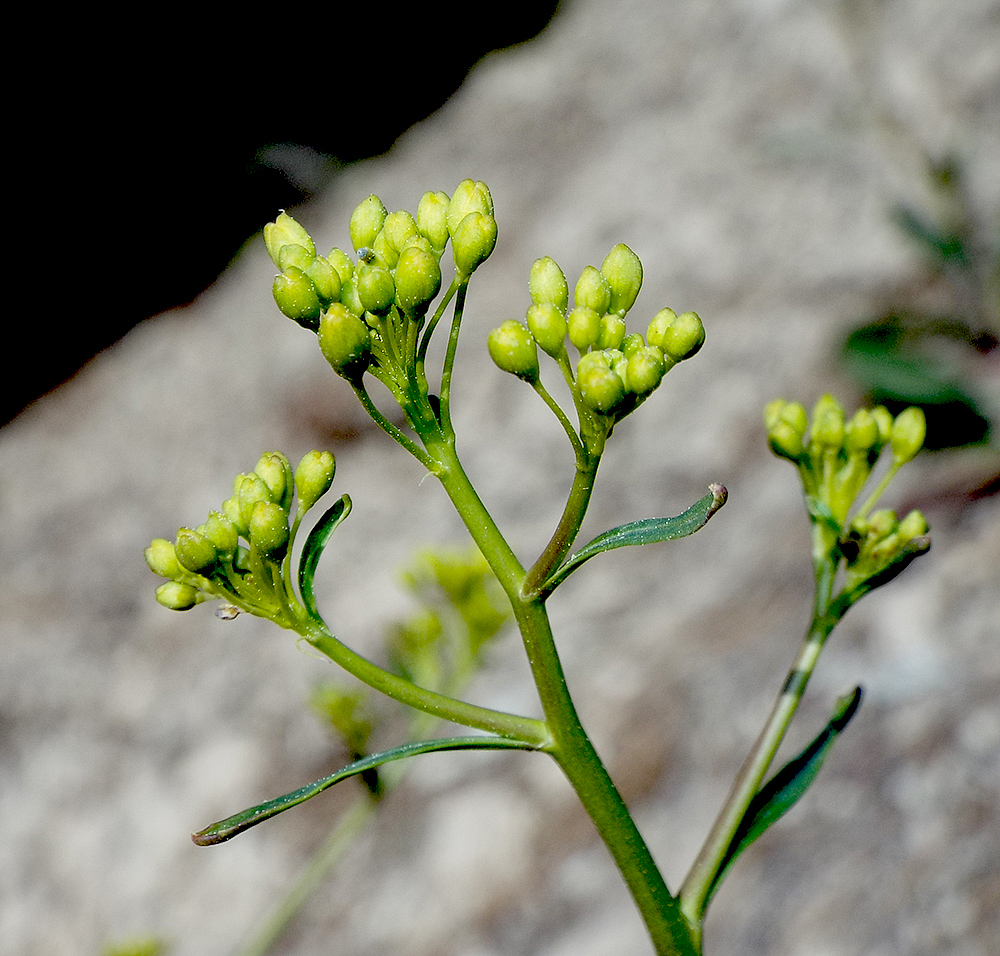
[764,395,929,589]
[265,181,498,388]
[488,246,704,449]
[144,450,336,623]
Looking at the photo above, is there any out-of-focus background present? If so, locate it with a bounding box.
[2,1,998,955]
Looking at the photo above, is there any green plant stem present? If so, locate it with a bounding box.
[678,550,842,937]
[424,436,698,956]
[436,281,469,439]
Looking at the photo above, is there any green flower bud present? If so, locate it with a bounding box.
[575,265,612,315]
[568,306,601,352]
[394,245,442,314]
[272,268,322,330]
[203,511,239,556]
[897,509,929,541]
[338,276,365,317]
[174,527,218,576]
[264,211,315,268]
[319,302,372,380]
[221,494,246,537]
[811,394,845,451]
[867,509,898,540]
[597,314,627,350]
[254,452,293,511]
[845,408,879,454]
[891,406,926,464]
[452,212,498,276]
[277,242,314,274]
[872,406,893,447]
[625,345,666,395]
[304,256,342,308]
[487,320,539,381]
[417,190,451,251]
[237,473,274,532]
[529,257,569,312]
[621,333,644,358]
[446,179,494,238]
[349,194,387,253]
[382,210,419,257]
[576,351,626,413]
[659,311,705,362]
[600,244,643,316]
[248,501,290,558]
[144,538,183,579]
[326,248,355,284]
[356,263,396,316]
[526,302,567,357]
[767,421,805,460]
[646,308,677,351]
[295,450,336,513]
[155,581,202,611]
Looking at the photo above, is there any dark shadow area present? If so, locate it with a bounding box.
[8,3,561,427]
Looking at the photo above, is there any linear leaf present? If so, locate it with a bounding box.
[298,494,352,619]
[192,735,540,846]
[541,484,727,596]
[705,687,863,908]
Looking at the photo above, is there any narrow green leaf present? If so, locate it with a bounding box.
[298,494,352,619]
[192,735,540,846]
[705,687,863,908]
[540,484,727,596]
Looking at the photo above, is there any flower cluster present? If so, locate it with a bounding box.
[266,181,497,392]
[144,450,337,626]
[488,245,704,457]
[765,395,930,596]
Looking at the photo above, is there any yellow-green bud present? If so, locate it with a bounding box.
[568,306,601,352]
[868,509,898,539]
[872,406,893,447]
[394,246,442,314]
[304,256,342,308]
[295,450,336,513]
[272,268,322,330]
[597,314,627,351]
[659,311,705,361]
[488,320,539,381]
[446,179,494,237]
[646,308,677,351]
[326,248,355,284]
[526,302,567,357]
[845,408,879,454]
[277,242,314,274]
[319,302,372,380]
[767,421,805,460]
[249,501,289,558]
[626,345,666,395]
[529,257,569,312]
[897,509,929,541]
[144,538,183,579]
[174,527,218,576]
[577,351,626,413]
[891,406,926,464]
[356,263,396,316]
[600,243,643,316]
[382,210,418,258]
[237,473,274,531]
[264,211,315,267]
[621,332,644,358]
[155,581,202,611]
[203,511,239,556]
[349,194,387,253]
[811,394,845,450]
[575,265,612,315]
[417,190,451,252]
[452,212,498,276]
[254,452,293,511]
[338,276,365,317]
[221,494,246,537]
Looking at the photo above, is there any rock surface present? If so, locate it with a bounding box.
[2,1,997,955]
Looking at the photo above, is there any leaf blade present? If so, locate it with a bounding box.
[192,735,540,846]
[298,494,352,619]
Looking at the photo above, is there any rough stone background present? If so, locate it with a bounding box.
[2,1,997,955]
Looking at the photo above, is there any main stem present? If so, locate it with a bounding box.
[426,433,698,956]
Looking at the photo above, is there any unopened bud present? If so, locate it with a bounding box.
[526,302,567,357]
[319,302,372,380]
[811,394,845,451]
[600,244,643,316]
[264,212,315,267]
[568,306,601,352]
[349,194,388,253]
[277,242,314,274]
[597,314,627,351]
[304,256,342,308]
[144,538,183,579]
[845,408,879,454]
[255,452,293,511]
[174,527,218,576]
[625,345,666,395]
[452,212,498,276]
[394,246,442,314]
[417,190,451,252]
[577,351,626,413]
[356,263,396,316]
[575,265,612,315]
[446,179,494,237]
[155,581,202,611]
[659,311,705,361]
[203,511,239,556]
[249,501,290,558]
[272,268,322,330]
[295,450,336,513]
[529,257,569,312]
[488,320,539,381]
[891,406,926,464]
